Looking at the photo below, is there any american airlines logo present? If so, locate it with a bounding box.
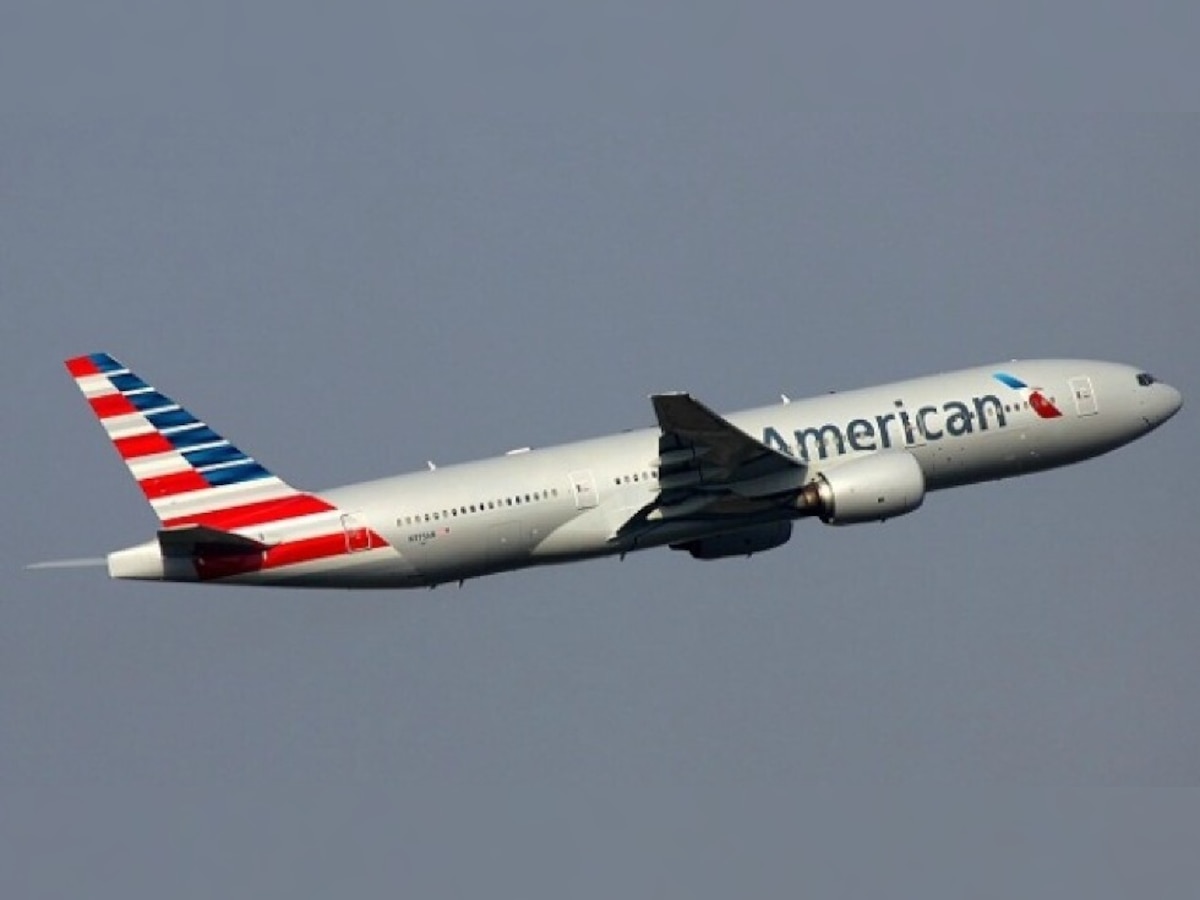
[762,387,1019,463]
[991,372,1064,419]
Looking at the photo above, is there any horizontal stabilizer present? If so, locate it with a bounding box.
[157,525,271,558]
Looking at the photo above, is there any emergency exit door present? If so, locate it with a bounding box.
[1069,376,1098,417]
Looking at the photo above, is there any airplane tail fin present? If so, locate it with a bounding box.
[65,353,335,529]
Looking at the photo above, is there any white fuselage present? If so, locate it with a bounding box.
[130,357,1177,589]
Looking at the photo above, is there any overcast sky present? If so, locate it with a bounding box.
[3,2,1200,898]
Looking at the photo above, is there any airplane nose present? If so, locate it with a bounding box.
[1148,383,1183,427]
[1163,384,1184,419]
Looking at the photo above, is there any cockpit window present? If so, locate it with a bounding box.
[1137,373,1158,387]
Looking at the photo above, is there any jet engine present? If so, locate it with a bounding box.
[796,452,925,525]
[672,521,793,559]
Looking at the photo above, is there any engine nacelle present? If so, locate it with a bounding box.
[797,452,925,525]
[673,521,793,560]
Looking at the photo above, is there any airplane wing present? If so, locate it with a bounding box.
[652,393,801,492]
[614,393,806,540]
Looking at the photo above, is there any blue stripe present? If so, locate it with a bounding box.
[128,390,174,412]
[993,372,1027,390]
[147,408,198,430]
[110,372,150,393]
[183,445,246,467]
[88,353,123,373]
[203,462,272,487]
[167,426,224,449]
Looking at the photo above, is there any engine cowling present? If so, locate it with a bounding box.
[673,521,793,560]
[797,452,925,525]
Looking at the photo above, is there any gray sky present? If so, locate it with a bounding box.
[3,2,1200,897]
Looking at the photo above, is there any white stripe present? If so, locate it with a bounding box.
[134,399,174,415]
[77,374,117,397]
[196,458,256,474]
[142,403,183,420]
[172,439,229,456]
[149,478,296,520]
[128,452,192,480]
[101,414,155,440]
[160,420,209,436]
[149,475,289,510]
[236,510,344,543]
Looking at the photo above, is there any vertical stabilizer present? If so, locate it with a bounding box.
[65,353,335,529]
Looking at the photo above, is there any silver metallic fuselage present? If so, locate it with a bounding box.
[174,358,1179,589]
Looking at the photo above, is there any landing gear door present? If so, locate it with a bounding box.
[569,470,599,510]
[1069,376,1098,417]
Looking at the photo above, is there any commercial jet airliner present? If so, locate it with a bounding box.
[44,353,1181,589]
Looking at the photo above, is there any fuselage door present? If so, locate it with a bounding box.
[1069,376,1099,417]
[341,513,373,552]
[569,470,599,509]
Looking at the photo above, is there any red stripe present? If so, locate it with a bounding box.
[264,533,352,568]
[161,493,336,529]
[259,529,390,569]
[140,469,210,499]
[195,530,389,581]
[115,431,175,459]
[65,356,101,378]
[89,392,138,419]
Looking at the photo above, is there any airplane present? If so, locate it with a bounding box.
[42,352,1181,589]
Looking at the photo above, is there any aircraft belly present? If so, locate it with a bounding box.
[209,546,418,588]
[909,426,1036,490]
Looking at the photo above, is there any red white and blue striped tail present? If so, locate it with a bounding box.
[65,352,334,530]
